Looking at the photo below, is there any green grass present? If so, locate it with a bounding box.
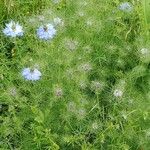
[0,0,150,149]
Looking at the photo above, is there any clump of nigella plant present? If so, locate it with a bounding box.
[3,20,24,37]
[37,24,56,40]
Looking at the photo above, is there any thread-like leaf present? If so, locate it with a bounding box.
[143,0,150,24]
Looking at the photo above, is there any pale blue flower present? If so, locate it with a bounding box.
[22,68,42,81]
[119,2,133,12]
[3,21,24,37]
[37,24,56,40]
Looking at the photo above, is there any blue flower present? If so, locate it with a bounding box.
[22,68,42,81]
[37,24,56,40]
[3,21,24,37]
[119,2,133,12]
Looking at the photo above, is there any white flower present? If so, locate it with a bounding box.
[22,68,42,81]
[79,63,92,72]
[91,81,103,92]
[92,122,98,130]
[53,17,63,26]
[37,24,56,40]
[113,89,123,97]
[119,2,133,12]
[65,39,78,51]
[140,48,149,55]
[78,12,85,17]
[3,21,24,37]
[86,20,93,26]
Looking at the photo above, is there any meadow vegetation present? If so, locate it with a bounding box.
[0,0,150,149]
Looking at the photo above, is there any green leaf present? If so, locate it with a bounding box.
[34,110,44,123]
[143,0,150,24]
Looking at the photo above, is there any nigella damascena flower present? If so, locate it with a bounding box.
[54,87,63,98]
[76,108,86,120]
[91,81,103,92]
[3,21,24,37]
[22,68,42,81]
[67,101,76,112]
[53,17,64,26]
[118,2,133,12]
[140,48,149,55]
[92,122,99,130]
[65,39,78,51]
[113,89,123,97]
[79,63,92,72]
[37,24,56,40]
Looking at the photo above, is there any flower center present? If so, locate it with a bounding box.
[30,68,35,73]
[43,26,48,32]
[12,23,16,31]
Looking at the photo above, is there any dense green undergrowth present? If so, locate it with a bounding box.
[0,0,150,149]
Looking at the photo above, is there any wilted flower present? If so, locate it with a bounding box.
[37,24,56,40]
[86,20,93,26]
[53,17,64,26]
[79,81,87,89]
[91,81,103,92]
[76,108,86,119]
[78,12,85,17]
[119,2,133,12]
[113,89,123,97]
[54,87,63,98]
[38,15,45,21]
[66,69,74,79]
[79,63,92,72]
[65,39,78,51]
[80,99,88,106]
[22,67,42,81]
[3,21,24,37]
[67,101,76,112]
[92,122,98,130]
[83,45,92,53]
[140,48,149,55]
[9,87,17,96]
